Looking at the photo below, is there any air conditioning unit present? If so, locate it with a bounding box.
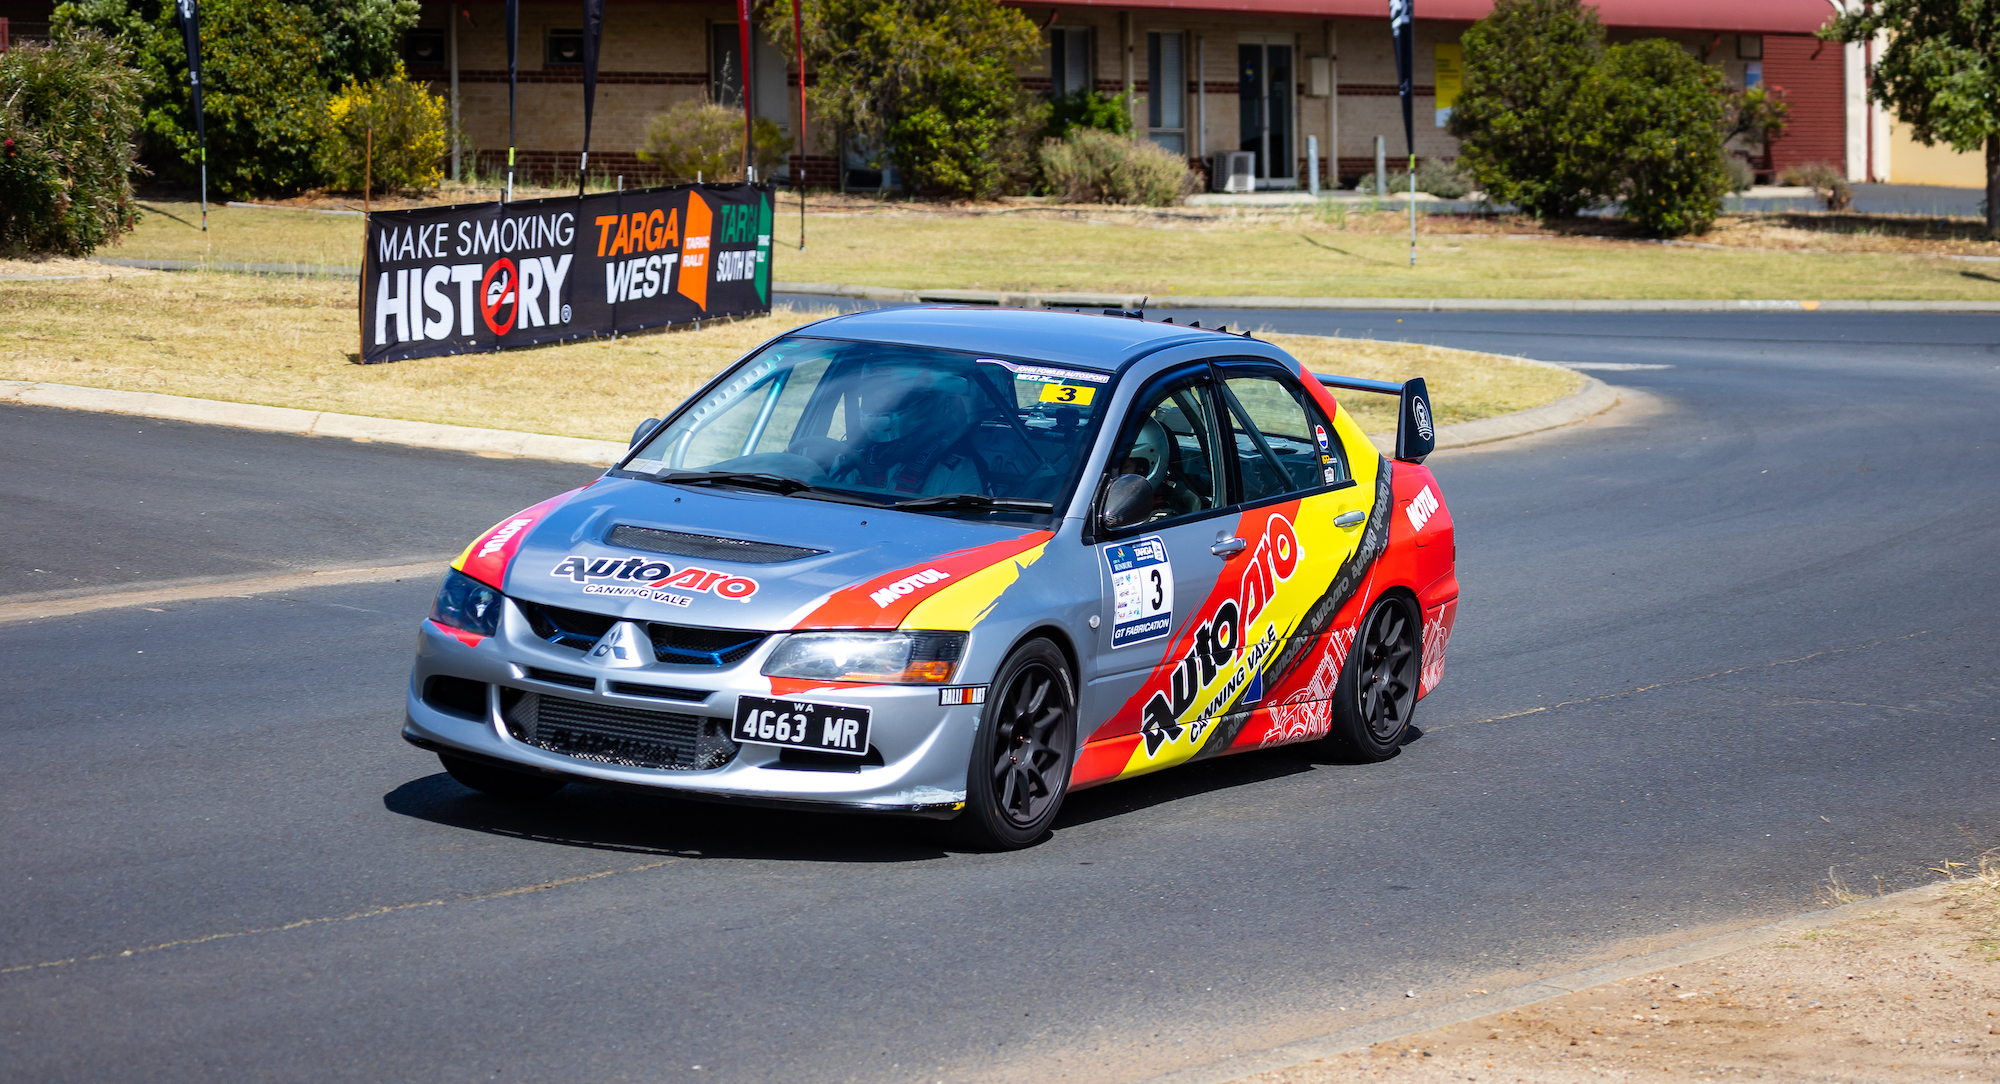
[1210,152,1255,193]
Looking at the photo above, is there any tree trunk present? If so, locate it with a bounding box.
[1988,135,2000,239]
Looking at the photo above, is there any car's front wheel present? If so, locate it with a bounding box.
[1326,594,1421,761]
[956,638,1075,850]
[439,752,567,800]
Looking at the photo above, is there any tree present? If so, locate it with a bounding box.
[0,31,147,255]
[1447,0,1607,218]
[1578,40,1729,236]
[306,0,421,88]
[1824,0,2000,235]
[761,0,1048,199]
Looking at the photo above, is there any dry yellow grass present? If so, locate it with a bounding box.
[1,273,1578,442]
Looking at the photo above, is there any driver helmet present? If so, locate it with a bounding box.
[1126,418,1171,488]
[857,368,968,444]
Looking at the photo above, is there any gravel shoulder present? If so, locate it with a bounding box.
[1238,870,2000,1084]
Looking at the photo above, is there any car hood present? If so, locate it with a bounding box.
[487,477,1056,631]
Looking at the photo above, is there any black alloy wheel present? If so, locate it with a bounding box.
[958,639,1075,850]
[439,752,568,800]
[1326,594,1421,761]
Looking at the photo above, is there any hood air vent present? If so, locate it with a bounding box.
[607,524,824,565]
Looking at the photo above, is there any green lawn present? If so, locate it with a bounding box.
[103,198,2000,301]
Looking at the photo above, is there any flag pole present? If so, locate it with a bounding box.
[176,0,208,230]
[794,0,806,249]
[505,0,518,201]
[737,0,755,178]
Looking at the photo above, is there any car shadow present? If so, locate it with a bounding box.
[385,726,1424,859]
[383,772,954,862]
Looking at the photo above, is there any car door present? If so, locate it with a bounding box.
[1077,365,1236,780]
[1208,361,1378,748]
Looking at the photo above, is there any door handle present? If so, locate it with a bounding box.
[1211,536,1248,557]
[1334,510,1366,528]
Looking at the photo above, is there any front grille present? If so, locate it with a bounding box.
[649,623,765,666]
[607,524,825,564]
[608,680,709,702]
[527,667,594,690]
[504,691,737,771]
[515,599,616,652]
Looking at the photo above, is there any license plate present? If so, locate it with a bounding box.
[731,695,871,756]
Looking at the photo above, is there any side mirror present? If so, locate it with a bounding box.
[630,417,663,447]
[1098,474,1155,533]
[1395,378,1435,464]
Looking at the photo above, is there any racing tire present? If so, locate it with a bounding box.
[1326,594,1421,762]
[955,639,1076,850]
[439,752,567,800]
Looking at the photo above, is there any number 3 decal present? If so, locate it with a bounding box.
[1038,383,1096,405]
[1150,568,1164,609]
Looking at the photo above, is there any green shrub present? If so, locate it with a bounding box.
[0,32,146,256]
[1722,155,1755,193]
[1039,128,1196,206]
[1044,88,1131,140]
[637,101,790,183]
[1446,0,1607,219]
[321,65,448,194]
[1359,157,1473,198]
[1578,39,1728,237]
[764,0,1048,199]
[54,0,370,196]
[1777,161,1852,211]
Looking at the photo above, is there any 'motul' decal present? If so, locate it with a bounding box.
[452,487,587,586]
[362,183,774,363]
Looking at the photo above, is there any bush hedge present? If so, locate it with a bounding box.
[1579,39,1728,237]
[637,101,790,183]
[1039,129,1196,206]
[322,65,449,195]
[0,32,146,256]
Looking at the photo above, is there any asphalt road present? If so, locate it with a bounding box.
[4,312,1997,1083]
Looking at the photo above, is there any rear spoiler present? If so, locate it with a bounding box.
[1316,374,1436,464]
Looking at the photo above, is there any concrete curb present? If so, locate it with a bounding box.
[1,339,1614,468]
[1132,882,1948,1084]
[66,266,2000,313]
[93,257,363,278]
[0,381,628,466]
[773,282,2000,314]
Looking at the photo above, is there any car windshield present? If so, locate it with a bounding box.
[624,336,1114,516]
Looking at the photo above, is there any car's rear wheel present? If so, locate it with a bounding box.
[1326,594,1421,761]
[956,639,1075,850]
[439,752,567,800]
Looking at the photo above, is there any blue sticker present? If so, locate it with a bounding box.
[1105,535,1173,649]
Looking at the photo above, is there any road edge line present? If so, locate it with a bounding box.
[1128,882,1948,1084]
[0,560,451,624]
[0,381,629,466]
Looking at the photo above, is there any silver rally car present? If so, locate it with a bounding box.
[406,307,1459,848]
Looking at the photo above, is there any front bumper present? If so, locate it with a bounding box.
[404,618,978,816]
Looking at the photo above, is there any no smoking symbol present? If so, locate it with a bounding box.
[480,258,517,336]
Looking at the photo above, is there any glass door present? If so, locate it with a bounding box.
[1237,40,1295,186]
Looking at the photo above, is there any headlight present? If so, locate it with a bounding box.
[761,631,966,684]
[432,568,504,637]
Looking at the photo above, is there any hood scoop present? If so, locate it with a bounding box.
[607,524,825,565]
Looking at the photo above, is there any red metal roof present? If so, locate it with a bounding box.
[1032,0,1835,35]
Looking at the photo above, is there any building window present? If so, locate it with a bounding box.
[546,28,583,67]
[1050,27,1093,97]
[1737,35,1762,60]
[403,28,445,67]
[1147,31,1186,156]
[712,24,744,106]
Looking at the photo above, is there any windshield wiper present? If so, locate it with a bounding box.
[893,493,1056,514]
[652,470,812,493]
[650,470,885,507]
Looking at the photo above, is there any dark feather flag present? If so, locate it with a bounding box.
[175,0,207,230]
[737,0,755,174]
[578,0,604,195]
[1390,0,1416,265]
[505,0,518,199]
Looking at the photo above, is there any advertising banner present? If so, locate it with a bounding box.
[361,183,774,365]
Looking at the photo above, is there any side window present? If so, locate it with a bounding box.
[1106,374,1225,527]
[1221,372,1344,503]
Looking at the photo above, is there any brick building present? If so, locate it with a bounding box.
[0,0,1880,188]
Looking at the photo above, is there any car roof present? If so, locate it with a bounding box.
[792,306,1238,370]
